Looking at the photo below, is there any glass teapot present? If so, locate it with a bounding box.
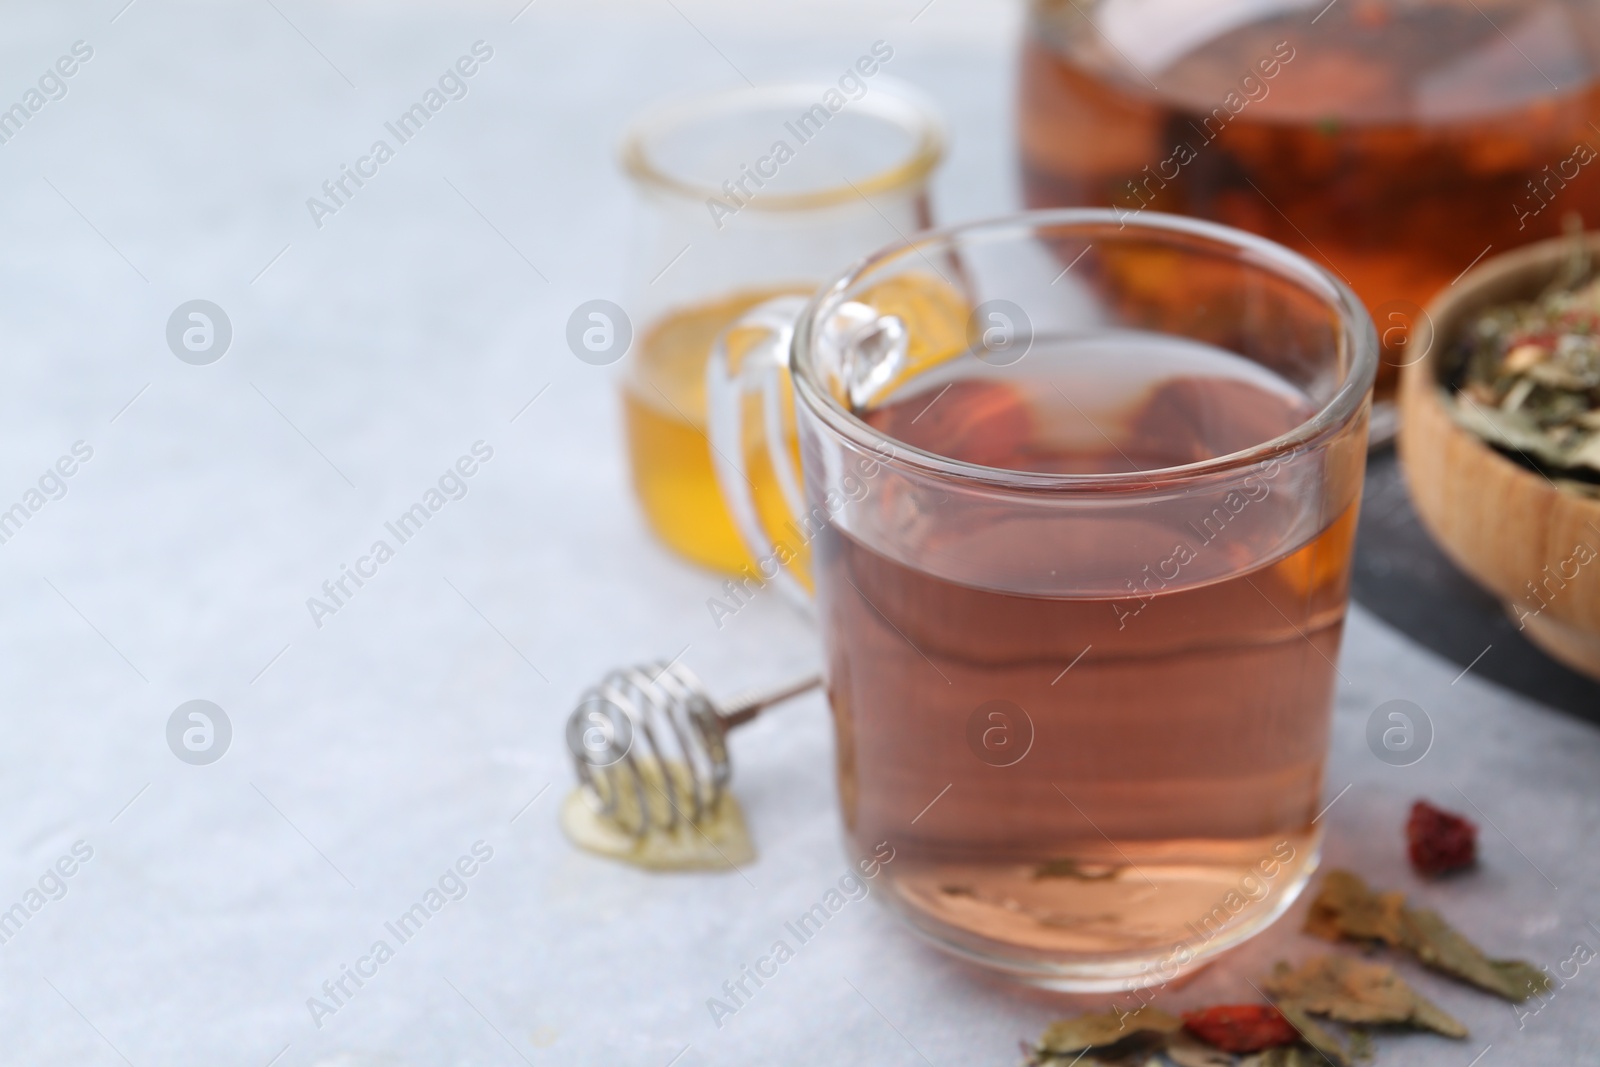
[1016,0,1600,397]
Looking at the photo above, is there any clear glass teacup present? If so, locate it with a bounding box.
[708,210,1376,989]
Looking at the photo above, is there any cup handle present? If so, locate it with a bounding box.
[706,294,815,609]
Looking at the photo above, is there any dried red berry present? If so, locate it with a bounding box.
[1181,1005,1299,1053]
[1407,799,1477,876]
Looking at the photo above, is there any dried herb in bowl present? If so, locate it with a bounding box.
[1447,234,1600,498]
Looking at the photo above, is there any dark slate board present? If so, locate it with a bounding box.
[1351,449,1600,725]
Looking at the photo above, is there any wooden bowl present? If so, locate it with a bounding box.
[1399,235,1600,683]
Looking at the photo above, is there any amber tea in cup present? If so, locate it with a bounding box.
[709,211,1376,988]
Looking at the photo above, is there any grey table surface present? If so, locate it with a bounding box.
[0,1,1595,1064]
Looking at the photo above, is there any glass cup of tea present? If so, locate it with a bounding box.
[707,210,1377,989]
[618,78,953,576]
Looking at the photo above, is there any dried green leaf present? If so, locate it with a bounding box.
[1450,400,1570,466]
[1555,476,1600,499]
[1305,872,1551,1004]
[1564,431,1600,474]
[1275,1002,1350,1067]
[1303,870,1405,947]
[1164,1030,1235,1067]
[1237,1049,1318,1067]
[1398,905,1552,1002]
[1031,1030,1167,1066]
[1266,955,1467,1039]
[1487,958,1554,1001]
[1034,1006,1182,1056]
[1088,1031,1168,1066]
